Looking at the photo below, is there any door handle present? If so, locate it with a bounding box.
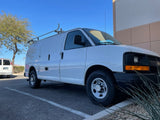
[48,54,50,61]
[61,52,64,59]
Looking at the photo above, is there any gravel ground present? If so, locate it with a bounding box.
[100,103,148,120]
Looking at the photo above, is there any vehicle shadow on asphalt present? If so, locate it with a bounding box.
[40,83,87,96]
[0,75,17,79]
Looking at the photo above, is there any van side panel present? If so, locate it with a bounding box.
[37,33,67,81]
[25,41,40,77]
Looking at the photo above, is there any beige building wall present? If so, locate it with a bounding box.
[113,0,160,55]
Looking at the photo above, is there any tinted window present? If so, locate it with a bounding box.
[65,30,91,50]
[0,60,1,65]
[3,60,10,65]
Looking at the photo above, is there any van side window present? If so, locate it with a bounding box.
[3,60,10,65]
[0,60,1,65]
[64,30,91,50]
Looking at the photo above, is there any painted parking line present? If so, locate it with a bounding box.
[84,99,132,120]
[5,87,91,118]
[0,78,27,81]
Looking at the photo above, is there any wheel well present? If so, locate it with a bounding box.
[84,65,117,85]
[29,66,36,75]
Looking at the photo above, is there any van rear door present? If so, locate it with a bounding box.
[0,59,2,72]
[3,59,12,73]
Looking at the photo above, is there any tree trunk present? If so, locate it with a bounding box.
[12,51,16,66]
[12,43,18,73]
[12,51,16,73]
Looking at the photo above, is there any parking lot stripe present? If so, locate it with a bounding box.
[5,87,91,118]
[84,99,132,120]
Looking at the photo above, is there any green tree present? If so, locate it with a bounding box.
[0,12,33,67]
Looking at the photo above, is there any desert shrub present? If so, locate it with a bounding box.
[124,72,160,120]
[13,66,24,73]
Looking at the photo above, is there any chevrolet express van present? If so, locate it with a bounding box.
[25,28,160,106]
[0,58,12,77]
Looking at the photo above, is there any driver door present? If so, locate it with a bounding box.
[60,30,91,85]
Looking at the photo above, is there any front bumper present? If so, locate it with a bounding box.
[114,72,160,88]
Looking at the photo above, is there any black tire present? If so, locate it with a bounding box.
[86,70,115,106]
[29,70,41,88]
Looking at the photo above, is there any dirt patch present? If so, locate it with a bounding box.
[100,103,148,120]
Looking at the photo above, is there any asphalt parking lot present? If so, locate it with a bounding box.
[0,75,127,120]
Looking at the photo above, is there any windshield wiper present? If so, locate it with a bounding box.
[100,42,116,45]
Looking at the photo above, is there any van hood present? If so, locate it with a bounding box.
[117,45,160,57]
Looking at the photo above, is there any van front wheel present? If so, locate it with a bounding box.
[29,70,41,88]
[86,70,115,106]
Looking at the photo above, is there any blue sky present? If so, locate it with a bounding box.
[0,0,113,65]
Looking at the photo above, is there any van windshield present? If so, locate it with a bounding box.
[83,28,120,45]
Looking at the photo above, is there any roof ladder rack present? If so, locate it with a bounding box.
[28,24,63,44]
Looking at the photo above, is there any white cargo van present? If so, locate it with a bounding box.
[25,28,160,106]
[0,58,12,77]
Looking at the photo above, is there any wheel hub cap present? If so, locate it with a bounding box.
[30,74,35,85]
[95,85,101,91]
[91,78,108,99]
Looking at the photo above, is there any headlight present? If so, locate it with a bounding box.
[124,52,150,72]
[134,56,139,63]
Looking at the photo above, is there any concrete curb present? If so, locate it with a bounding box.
[84,99,133,120]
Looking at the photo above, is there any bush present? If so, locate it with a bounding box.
[13,66,24,73]
[124,71,160,120]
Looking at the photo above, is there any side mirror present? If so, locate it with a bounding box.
[74,35,85,45]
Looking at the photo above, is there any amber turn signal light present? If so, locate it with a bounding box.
[125,65,150,71]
